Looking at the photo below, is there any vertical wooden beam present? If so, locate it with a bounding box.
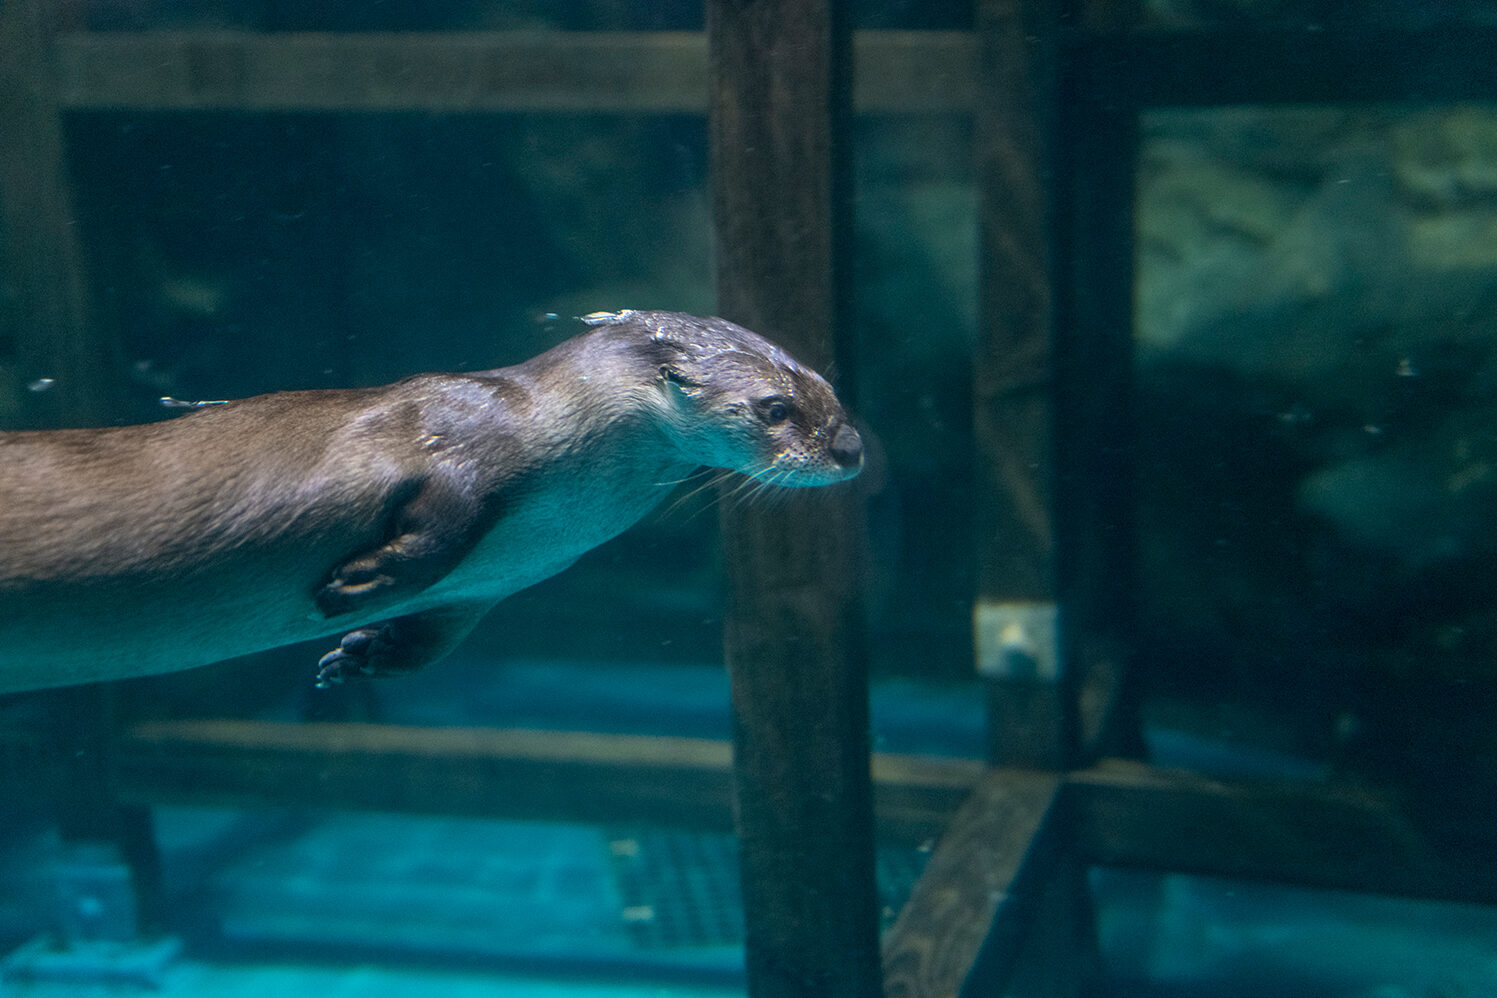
[707,1,881,997]
[1053,28,1143,763]
[972,0,1072,769]
[0,0,123,428]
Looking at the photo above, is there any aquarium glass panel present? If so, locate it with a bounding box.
[1134,104,1497,820]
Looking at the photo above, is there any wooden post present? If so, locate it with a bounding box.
[971,0,1073,769]
[1053,14,1144,762]
[707,1,882,996]
[0,0,123,428]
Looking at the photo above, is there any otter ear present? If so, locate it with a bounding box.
[658,364,703,395]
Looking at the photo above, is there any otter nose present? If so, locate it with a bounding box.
[829,423,863,470]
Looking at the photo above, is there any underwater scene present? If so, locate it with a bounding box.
[2,0,1496,996]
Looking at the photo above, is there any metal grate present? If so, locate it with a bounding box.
[606,829,742,949]
[605,827,930,950]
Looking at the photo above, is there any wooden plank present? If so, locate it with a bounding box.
[1068,760,1497,904]
[882,769,1065,998]
[54,31,707,113]
[886,759,1497,997]
[53,24,1497,117]
[116,721,740,830]
[708,0,881,993]
[94,720,980,841]
[0,0,123,428]
[52,30,977,114]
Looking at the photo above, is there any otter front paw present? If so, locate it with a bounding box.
[315,568,396,619]
[315,626,395,689]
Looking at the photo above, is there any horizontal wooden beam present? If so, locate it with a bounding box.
[52,25,1497,118]
[107,720,981,842]
[1067,759,1496,904]
[53,30,977,114]
[116,720,736,826]
[9,717,1491,903]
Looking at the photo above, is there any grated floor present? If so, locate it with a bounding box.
[2,957,744,998]
[1,805,931,996]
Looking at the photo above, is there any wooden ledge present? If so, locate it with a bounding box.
[112,719,983,841]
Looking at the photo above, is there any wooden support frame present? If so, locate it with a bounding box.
[8,721,1484,906]
[948,2,1497,994]
[0,719,978,847]
[1067,761,1494,904]
[892,763,1494,997]
[98,721,980,844]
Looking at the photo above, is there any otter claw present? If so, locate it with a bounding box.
[314,626,388,688]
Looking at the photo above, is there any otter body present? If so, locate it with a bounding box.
[0,311,862,693]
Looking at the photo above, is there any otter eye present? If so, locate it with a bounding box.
[756,397,793,424]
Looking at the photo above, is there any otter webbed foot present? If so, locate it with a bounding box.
[313,602,496,689]
[315,626,394,688]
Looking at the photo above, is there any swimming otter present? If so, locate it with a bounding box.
[0,310,862,694]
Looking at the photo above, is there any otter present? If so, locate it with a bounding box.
[0,311,862,694]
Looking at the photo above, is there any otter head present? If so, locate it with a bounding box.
[588,310,864,487]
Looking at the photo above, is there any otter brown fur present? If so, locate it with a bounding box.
[0,311,862,693]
